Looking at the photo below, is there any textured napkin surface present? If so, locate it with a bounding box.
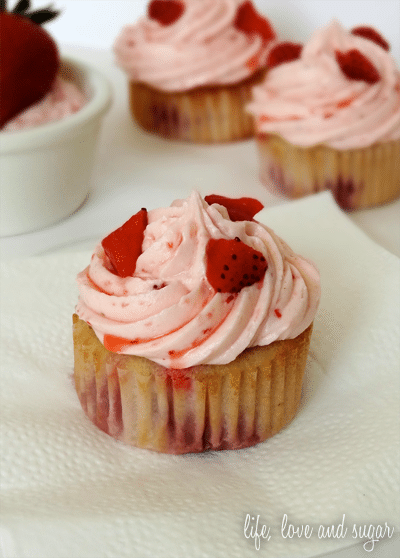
[1,192,399,558]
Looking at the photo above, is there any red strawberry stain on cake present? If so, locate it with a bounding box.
[233,0,276,44]
[260,114,300,123]
[170,370,191,391]
[103,334,141,353]
[351,26,390,51]
[150,103,187,138]
[206,237,268,294]
[147,0,184,26]
[205,194,264,221]
[267,42,303,69]
[268,164,286,191]
[0,1,60,127]
[101,208,148,277]
[337,97,355,109]
[330,176,359,211]
[335,49,380,84]
[246,52,261,72]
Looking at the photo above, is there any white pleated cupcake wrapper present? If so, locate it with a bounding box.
[257,135,400,210]
[73,315,312,454]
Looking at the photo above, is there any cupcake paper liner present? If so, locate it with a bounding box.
[73,314,313,454]
[257,134,400,210]
[129,70,266,143]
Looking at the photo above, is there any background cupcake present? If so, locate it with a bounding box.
[73,192,320,454]
[247,20,400,210]
[114,0,277,142]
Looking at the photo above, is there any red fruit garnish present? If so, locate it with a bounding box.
[205,194,264,222]
[351,26,390,51]
[335,49,380,84]
[0,12,59,127]
[101,208,148,278]
[267,42,303,69]
[234,1,276,44]
[148,0,184,26]
[206,237,268,294]
[103,334,134,353]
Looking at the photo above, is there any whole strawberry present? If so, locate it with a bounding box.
[0,0,60,128]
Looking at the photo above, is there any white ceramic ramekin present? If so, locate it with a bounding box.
[0,57,112,236]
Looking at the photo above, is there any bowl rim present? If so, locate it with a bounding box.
[0,56,112,153]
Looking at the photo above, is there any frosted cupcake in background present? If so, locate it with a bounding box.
[247,20,400,211]
[114,0,277,142]
[73,191,320,454]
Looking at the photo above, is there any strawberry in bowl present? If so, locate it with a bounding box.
[0,0,112,236]
[0,0,60,127]
[0,0,88,131]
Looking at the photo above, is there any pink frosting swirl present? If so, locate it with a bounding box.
[76,191,320,369]
[3,77,86,132]
[247,20,400,149]
[114,0,275,91]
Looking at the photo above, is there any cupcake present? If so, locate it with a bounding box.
[0,1,86,130]
[114,0,277,142]
[247,20,400,210]
[73,191,320,454]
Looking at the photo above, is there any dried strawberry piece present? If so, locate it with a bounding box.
[101,208,148,278]
[351,26,390,51]
[206,237,268,294]
[205,195,264,222]
[148,0,184,26]
[335,49,380,84]
[267,42,303,69]
[234,1,276,44]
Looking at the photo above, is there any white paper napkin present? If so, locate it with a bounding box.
[1,192,399,558]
